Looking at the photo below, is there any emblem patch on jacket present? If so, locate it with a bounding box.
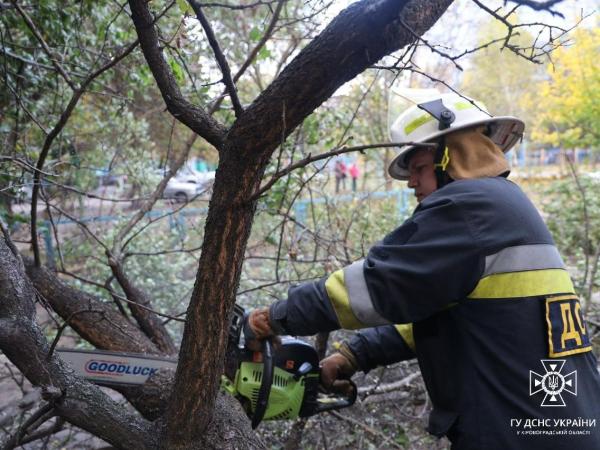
[545,295,591,357]
[530,359,577,407]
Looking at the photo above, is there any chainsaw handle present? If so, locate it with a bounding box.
[251,338,273,429]
[314,379,357,414]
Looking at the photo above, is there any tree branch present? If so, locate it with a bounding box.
[24,260,161,355]
[128,0,227,148]
[108,259,178,355]
[0,237,155,449]
[208,0,285,114]
[506,0,565,17]
[224,0,452,158]
[29,39,140,266]
[12,0,76,90]
[254,141,436,199]
[189,0,243,117]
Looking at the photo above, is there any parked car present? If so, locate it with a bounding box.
[175,169,215,188]
[189,170,215,191]
[163,178,203,203]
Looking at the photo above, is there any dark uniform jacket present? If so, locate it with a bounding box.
[269,177,600,449]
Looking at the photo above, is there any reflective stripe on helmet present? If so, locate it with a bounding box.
[404,114,435,135]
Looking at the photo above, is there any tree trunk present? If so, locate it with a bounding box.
[159,1,452,446]
[164,150,268,447]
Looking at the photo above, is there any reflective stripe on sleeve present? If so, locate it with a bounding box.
[482,244,564,277]
[344,260,391,327]
[325,269,363,329]
[394,324,415,352]
[469,244,574,299]
[468,269,575,299]
[324,261,391,329]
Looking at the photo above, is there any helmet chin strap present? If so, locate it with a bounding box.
[434,139,451,189]
[416,99,456,189]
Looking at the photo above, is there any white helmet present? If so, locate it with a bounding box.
[388,92,524,180]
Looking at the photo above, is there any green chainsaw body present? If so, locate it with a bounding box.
[222,305,356,428]
[232,361,318,420]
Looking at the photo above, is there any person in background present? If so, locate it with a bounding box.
[349,162,360,192]
[334,160,347,193]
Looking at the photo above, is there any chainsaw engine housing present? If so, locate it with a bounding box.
[227,337,321,420]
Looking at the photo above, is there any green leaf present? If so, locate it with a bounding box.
[168,57,185,84]
[257,46,271,61]
[176,0,193,15]
[249,27,262,42]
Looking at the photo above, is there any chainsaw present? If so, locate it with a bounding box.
[57,305,356,428]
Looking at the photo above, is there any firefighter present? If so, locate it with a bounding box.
[244,92,600,449]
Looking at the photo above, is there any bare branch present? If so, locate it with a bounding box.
[29,39,139,266]
[189,0,244,117]
[25,261,161,355]
[506,0,565,17]
[254,141,436,199]
[471,0,580,63]
[46,310,90,361]
[12,1,76,90]
[224,0,453,158]
[1,402,55,450]
[359,371,420,396]
[108,260,178,355]
[0,237,155,448]
[197,0,279,9]
[128,0,227,147]
[399,18,463,70]
[329,410,404,449]
[111,128,199,254]
[13,417,65,448]
[208,0,285,114]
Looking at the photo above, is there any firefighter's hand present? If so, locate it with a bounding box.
[243,307,274,351]
[320,348,357,395]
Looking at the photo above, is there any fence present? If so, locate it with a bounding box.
[40,189,413,266]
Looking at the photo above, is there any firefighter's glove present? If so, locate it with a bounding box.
[243,307,275,351]
[320,343,359,395]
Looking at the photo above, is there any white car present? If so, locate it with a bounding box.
[177,170,215,187]
[163,179,203,203]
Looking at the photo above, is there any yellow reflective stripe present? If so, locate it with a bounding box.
[325,269,363,329]
[454,101,474,111]
[404,113,435,135]
[394,324,415,352]
[467,269,575,299]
